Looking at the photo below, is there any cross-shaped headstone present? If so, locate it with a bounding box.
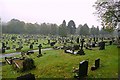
[37,44,42,57]
[80,39,85,50]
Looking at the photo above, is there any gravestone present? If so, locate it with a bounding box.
[77,39,85,55]
[2,47,5,53]
[6,41,8,46]
[93,37,96,42]
[6,46,10,50]
[76,37,79,43]
[2,42,6,48]
[74,60,88,79]
[37,44,42,57]
[92,42,96,47]
[109,41,112,45]
[30,44,33,49]
[91,58,100,71]
[17,73,35,80]
[22,58,36,71]
[50,42,56,46]
[48,39,50,44]
[99,42,105,50]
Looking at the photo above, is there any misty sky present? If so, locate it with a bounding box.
[0,0,101,28]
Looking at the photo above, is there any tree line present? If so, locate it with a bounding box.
[2,19,115,37]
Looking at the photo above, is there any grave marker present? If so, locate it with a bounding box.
[91,58,100,71]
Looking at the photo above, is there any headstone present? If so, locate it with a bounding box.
[91,58,100,71]
[37,44,42,57]
[22,58,36,71]
[109,41,112,45]
[16,73,35,80]
[76,37,79,43]
[74,60,88,79]
[2,42,6,48]
[50,42,56,46]
[30,44,33,49]
[48,39,50,44]
[77,39,85,55]
[6,46,10,50]
[2,47,5,53]
[99,42,105,50]
[92,42,96,47]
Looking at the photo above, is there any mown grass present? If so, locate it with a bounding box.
[1,45,118,79]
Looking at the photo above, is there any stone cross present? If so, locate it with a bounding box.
[38,44,42,55]
[80,39,85,50]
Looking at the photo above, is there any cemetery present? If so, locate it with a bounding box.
[0,0,120,79]
[0,33,119,79]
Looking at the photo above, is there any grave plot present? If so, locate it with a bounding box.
[5,57,36,72]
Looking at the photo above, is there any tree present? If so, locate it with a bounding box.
[79,23,89,36]
[67,20,76,34]
[94,0,120,31]
[58,20,67,37]
[50,24,58,35]
[7,19,25,34]
[76,24,82,35]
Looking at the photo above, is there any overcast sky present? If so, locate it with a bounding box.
[0,0,101,28]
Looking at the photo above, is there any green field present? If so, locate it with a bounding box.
[1,45,118,79]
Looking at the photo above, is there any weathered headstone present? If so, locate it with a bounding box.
[22,58,36,71]
[99,42,105,50]
[76,37,79,43]
[109,41,112,45]
[77,39,85,55]
[2,42,6,48]
[37,44,42,57]
[91,58,100,71]
[30,44,33,49]
[48,39,50,44]
[50,42,56,46]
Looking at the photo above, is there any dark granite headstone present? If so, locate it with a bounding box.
[2,42,6,48]
[22,58,36,71]
[91,58,100,71]
[30,44,33,49]
[76,37,79,43]
[37,44,42,57]
[48,39,50,44]
[77,39,85,55]
[74,60,88,79]
[2,48,5,53]
[109,41,112,45]
[79,60,88,77]
[99,42,105,50]
[50,42,56,46]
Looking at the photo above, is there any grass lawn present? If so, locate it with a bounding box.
[1,45,118,79]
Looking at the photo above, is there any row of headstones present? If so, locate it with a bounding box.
[64,38,106,55]
[1,41,40,53]
[14,59,100,80]
[73,59,100,79]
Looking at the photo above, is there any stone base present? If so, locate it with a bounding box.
[77,49,85,55]
[37,54,42,57]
